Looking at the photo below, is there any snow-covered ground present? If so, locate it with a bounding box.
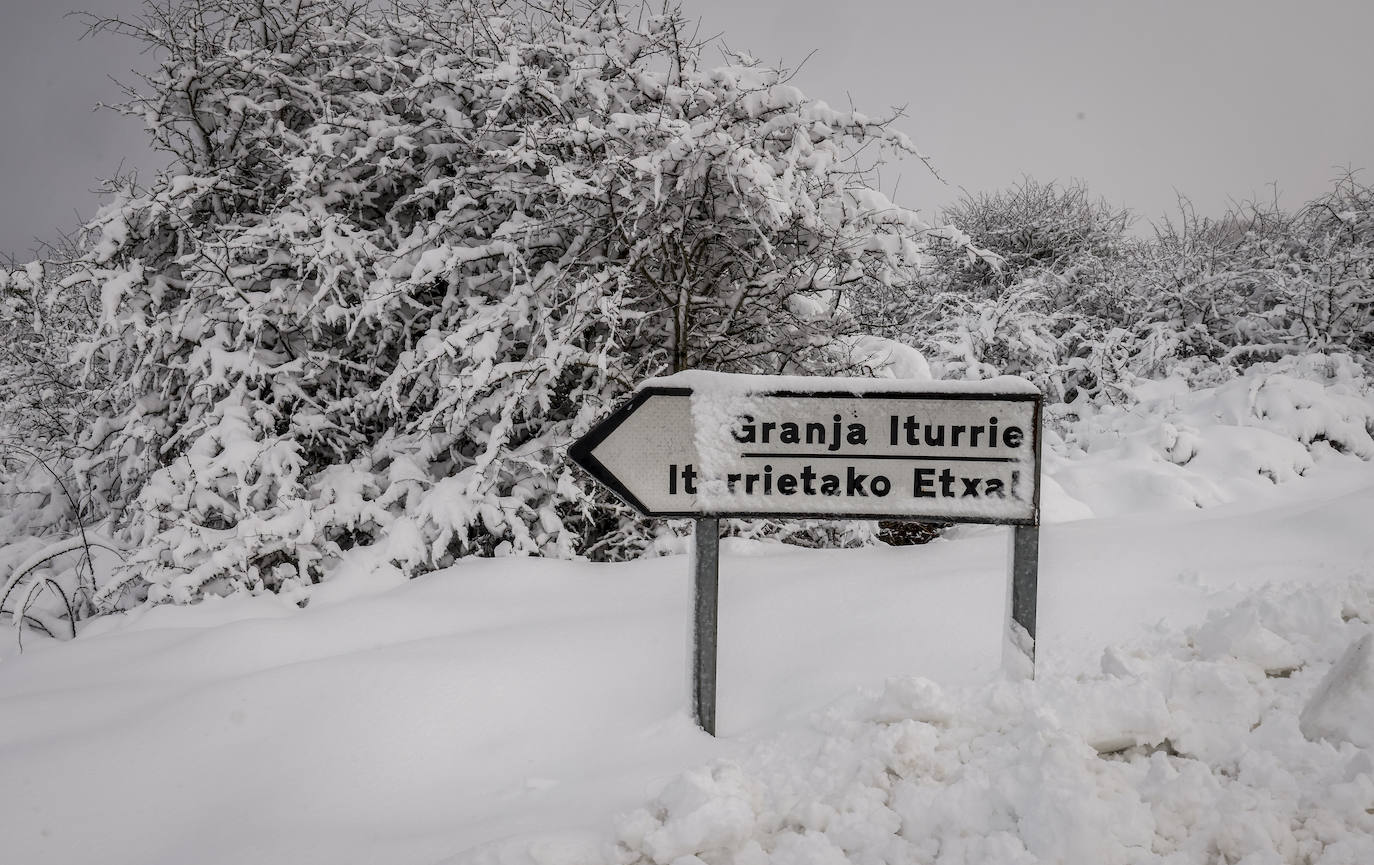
[2,443,1373,864]
[2,359,1373,864]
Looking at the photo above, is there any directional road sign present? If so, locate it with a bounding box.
[568,373,1041,524]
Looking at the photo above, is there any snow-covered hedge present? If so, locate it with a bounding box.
[871,175,1370,402]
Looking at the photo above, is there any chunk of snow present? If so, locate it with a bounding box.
[1300,632,1374,748]
[1191,604,1302,675]
[862,676,956,725]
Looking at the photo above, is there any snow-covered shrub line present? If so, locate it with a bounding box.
[892,174,1374,404]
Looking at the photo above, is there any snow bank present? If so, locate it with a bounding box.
[615,580,1374,865]
[1049,354,1374,519]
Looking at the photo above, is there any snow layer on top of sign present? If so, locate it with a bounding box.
[645,369,1039,396]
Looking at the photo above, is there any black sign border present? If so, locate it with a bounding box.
[568,385,1043,526]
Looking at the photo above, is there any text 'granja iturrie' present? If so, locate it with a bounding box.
[667,413,1028,500]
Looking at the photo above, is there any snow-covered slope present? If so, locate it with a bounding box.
[2,454,1372,864]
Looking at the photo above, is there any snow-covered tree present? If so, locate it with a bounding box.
[58,0,954,605]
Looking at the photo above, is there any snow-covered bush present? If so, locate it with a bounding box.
[883,174,1374,408]
[0,252,125,637]
[937,178,1133,300]
[35,0,955,607]
[860,178,1145,404]
[0,255,103,449]
[1137,174,1374,362]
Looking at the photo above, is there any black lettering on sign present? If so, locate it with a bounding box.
[886,415,1021,450]
[668,464,699,495]
[735,414,868,452]
[910,468,1020,499]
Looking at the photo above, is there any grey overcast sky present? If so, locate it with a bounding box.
[2,0,1371,258]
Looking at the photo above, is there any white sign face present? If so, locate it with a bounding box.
[570,375,1041,524]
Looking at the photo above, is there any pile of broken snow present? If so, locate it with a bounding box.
[615,579,1374,865]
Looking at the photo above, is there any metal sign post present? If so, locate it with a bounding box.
[568,373,1043,735]
[1006,524,1040,680]
[692,518,719,736]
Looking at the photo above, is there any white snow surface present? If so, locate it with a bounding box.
[3,379,1374,863]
